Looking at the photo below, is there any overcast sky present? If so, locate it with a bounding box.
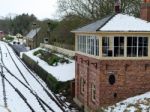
[0,0,58,20]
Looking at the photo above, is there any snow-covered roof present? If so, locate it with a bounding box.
[72,14,115,32]
[26,28,40,39]
[100,14,150,32]
[73,13,150,33]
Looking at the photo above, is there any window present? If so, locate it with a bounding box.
[77,35,99,56]
[78,35,86,52]
[114,37,124,57]
[127,37,148,57]
[91,84,96,102]
[80,77,84,94]
[109,74,116,85]
[103,37,124,57]
[138,37,148,57]
[102,37,110,56]
[95,38,99,56]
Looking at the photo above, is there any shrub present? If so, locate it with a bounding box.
[33,49,71,66]
[22,54,58,91]
[22,53,73,98]
[47,54,60,66]
[33,49,43,56]
[5,36,14,41]
[59,57,70,64]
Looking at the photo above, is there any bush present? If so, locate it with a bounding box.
[47,54,60,66]
[5,36,14,41]
[59,57,70,64]
[33,49,44,56]
[22,54,58,91]
[33,49,71,66]
[22,54,73,94]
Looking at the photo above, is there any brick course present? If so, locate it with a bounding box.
[140,2,150,21]
[75,53,150,111]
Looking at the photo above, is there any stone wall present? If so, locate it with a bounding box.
[75,53,150,112]
[40,43,75,57]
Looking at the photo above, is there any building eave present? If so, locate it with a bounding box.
[73,31,150,35]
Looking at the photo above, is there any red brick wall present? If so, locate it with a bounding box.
[75,53,150,111]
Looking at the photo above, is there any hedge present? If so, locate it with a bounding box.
[22,54,59,92]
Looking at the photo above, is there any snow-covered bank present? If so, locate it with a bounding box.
[103,92,150,112]
[24,48,75,82]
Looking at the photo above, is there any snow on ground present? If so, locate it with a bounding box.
[103,92,150,112]
[0,106,9,112]
[24,48,75,82]
[0,42,64,112]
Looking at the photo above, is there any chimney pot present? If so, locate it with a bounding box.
[114,0,120,13]
[140,0,150,21]
[144,0,150,2]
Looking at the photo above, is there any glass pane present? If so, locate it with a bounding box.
[96,38,99,56]
[144,47,148,56]
[114,37,124,57]
[102,37,109,56]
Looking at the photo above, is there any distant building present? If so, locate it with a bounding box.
[0,31,4,40]
[25,28,41,49]
[72,0,150,112]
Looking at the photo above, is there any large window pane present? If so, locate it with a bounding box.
[127,37,132,57]
[96,38,99,56]
[102,37,109,57]
[77,35,99,56]
[127,37,148,57]
[114,36,124,57]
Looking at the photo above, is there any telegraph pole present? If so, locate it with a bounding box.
[32,23,38,48]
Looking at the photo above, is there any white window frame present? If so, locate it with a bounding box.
[91,83,96,102]
[80,77,84,94]
[77,35,99,56]
[127,36,148,57]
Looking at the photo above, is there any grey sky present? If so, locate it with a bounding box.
[0,0,58,20]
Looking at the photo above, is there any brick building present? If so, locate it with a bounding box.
[0,31,4,40]
[72,0,150,112]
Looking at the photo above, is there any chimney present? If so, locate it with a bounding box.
[115,0,120,13]
[140,0,150,21]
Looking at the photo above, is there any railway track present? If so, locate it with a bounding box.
[0,44,64,112]
[0,47,7,108]
[6,44,76,111]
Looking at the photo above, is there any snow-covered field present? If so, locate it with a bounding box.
[24,48,75,82]
[0,42,70,112]
[103,92,150,112]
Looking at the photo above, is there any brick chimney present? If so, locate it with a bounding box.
[115,0,120,13]
[140,0,150,21]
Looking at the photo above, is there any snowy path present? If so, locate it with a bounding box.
[0,42,67,112]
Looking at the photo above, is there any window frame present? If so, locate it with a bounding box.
[91,83,96,102]
[80,77,85,95]
[127,36,148,57]
[77,35,99,56]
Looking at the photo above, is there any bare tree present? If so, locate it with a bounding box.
[57,0,141,20]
